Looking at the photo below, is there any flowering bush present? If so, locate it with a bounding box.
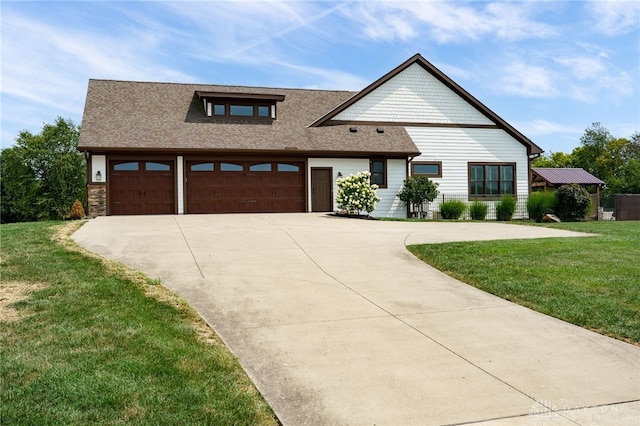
[336,171,381,215]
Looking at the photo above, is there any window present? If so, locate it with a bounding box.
[213,104,225,116]
[277,163,299,172]
[206,101,275,119]
[412,161,442,178]
[469,163,515,198]
[113,162,139,171]
[190,162,214,171]
[229,105,254,117]
[257,105,270,117]
[220,163,243,171]
[145,162,170,171]
[249,163,272,172]
[370,159,387,188]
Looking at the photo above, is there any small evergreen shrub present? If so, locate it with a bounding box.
[527,191,557,222]
[555,184,591,222]
[69,199,86,219]
[495,196,517,221]
[336,171,381,216]
[469,201,488,220]
[439,200,466,220]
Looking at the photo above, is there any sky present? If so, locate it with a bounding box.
[1,0,639,155]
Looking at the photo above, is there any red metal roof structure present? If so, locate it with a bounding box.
[532,168,605,186]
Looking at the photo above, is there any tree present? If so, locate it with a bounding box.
[397,175,439,217]
[573,122,611,178]
[532,151,574,168]
[1,118,85,223]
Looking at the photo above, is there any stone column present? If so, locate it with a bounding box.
[87,184,107,217]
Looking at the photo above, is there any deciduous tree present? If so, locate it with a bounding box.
[1,118,85,223]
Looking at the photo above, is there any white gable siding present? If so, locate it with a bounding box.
[307,158,407,218]
[376,159,408,218]
[333,63,494,125]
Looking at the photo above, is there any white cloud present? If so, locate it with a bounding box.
[553,56,606,80]
[497,62,559,98]
[588,0,640,36]
[342,1,559,43]
[552,54,634,103]
[516,119,582,137]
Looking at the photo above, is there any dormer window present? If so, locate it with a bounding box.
[196,91,285,120]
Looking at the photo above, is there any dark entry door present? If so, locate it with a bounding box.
[311,168,332,212]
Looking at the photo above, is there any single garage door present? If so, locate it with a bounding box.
[186,160,305,213]
[109,160,175,215]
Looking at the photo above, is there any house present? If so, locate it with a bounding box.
[78,54,542,218]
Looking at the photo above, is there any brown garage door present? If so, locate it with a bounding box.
[109,160,175,215]
[186,160,305,213]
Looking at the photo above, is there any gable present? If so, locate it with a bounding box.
[311,54,543,156]
[332,63,494,125]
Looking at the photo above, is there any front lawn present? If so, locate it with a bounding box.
[407,221,640,344]
[1,221,277,425]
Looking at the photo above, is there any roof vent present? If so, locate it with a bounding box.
[349,127,358,133]
[376,128,384,134]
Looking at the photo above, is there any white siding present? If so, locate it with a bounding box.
[91,155,106,183]
[407,127,530,219]
[377,159,407,219]
[176,156,184,215]
[334,63,493,125]
[307,158,407,218]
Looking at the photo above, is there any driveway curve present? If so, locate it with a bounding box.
[73,214,640,425]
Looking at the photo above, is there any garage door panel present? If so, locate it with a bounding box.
[186,160,305,214]
[109,161,175,215]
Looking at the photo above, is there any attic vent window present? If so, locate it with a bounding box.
[196,91,284,121]
[349,127,358,133]
[376,128,384,134]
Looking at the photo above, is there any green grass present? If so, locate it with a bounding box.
[407,221,640,344]
[1,221,277,425]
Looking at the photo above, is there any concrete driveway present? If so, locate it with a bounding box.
[72,214,639,425]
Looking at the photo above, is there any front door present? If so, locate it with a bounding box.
[311,168,332,212]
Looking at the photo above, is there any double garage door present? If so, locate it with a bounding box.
[109,159,305,215]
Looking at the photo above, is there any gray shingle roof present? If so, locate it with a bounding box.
[78,80,420,156]
[532,168,605,185]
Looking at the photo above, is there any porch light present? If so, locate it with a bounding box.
[95,171,102,181]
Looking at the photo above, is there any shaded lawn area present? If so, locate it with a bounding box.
[407,221,640,344]
[0,221,277,425]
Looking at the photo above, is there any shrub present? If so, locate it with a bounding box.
[397,176,439,217]
[555,184,591,222]
[469,201,488,220]
[527,191,557,222]
[439,200,466,220]
[495,196,517,221]
[69,199,86,219]
[336,171,381,215]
